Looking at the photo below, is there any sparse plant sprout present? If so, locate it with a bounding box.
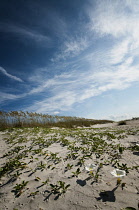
[47,164,52,169]
[116,163,130,173]
[36,161,46,171]
[29,191,39,196]
[77,157,85,166]
[72,168,81,177]
[66,152,78,160]
[50,181,70,196]
[99,162,103,168]
[93,163,104,182]
[43,151,50,158]
[42,178,49,185]
[131,144,139,151]
[121,182,126,190]
[32,148,42,155]
[0,158,27,178]
[65,163,73,171]
[60,137,70,146]
[12,170,22,178]
[35,176,41,181]
[85,163,102,182]
[12,180,29,197]
[49,152,61,164]
[118,145,125,154]
[89,170,94,177]
[2,146,24,157]
[49,183,60,195]
[57,181,70,194]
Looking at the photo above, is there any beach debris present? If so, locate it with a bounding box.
[111,169,126,185]
[85,163,96,172]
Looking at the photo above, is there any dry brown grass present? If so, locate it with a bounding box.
[0,111,113,130]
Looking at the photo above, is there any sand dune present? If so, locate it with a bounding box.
[0,120,139,210]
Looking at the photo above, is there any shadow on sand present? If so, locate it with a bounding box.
[76,179,86,187]
[44,190,62,201]
[133,151,139,156]
[96,186,118,202]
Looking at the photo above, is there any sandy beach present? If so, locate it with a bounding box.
[0,120,139,210]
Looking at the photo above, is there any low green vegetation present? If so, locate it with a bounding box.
[0,112,139,208]
[50,181,70,195]
[12,180,29,197]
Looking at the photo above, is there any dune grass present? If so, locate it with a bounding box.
[0,111,113,130]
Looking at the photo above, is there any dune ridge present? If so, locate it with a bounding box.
[0,120,139,210]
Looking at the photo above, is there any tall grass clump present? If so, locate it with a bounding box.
[118,121,127,126]
[0,111,113,130]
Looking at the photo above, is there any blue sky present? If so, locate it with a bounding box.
[0,0,139,121]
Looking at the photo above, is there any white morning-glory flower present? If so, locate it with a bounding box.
[110,169,126,178]
[85,163,96,172]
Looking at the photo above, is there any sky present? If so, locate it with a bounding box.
[0,0,139,121]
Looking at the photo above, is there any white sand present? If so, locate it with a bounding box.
[0,120,139,210]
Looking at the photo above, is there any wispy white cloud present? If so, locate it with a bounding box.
[87,0,139,54]
[43,9,67,38]
[88,0,139,38]
[0,92,20,103]
[110,39,130,64]
[2,0,139,118]
[1,53,139,113]
[24,53,139,114]
[0,22,51,44]
[26,90,76,113]
[107,113,138,121]
[0,66,23,82]
[64,38,88,55]
[13,26,50,43]
[51,37,88,62]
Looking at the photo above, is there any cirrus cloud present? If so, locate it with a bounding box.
[0,66,23,82]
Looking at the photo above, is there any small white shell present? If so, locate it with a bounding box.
[110,169,126,178]
[85,163,96,171]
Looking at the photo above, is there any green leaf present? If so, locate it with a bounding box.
[123,207,136,210]
[65,184,70,189]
